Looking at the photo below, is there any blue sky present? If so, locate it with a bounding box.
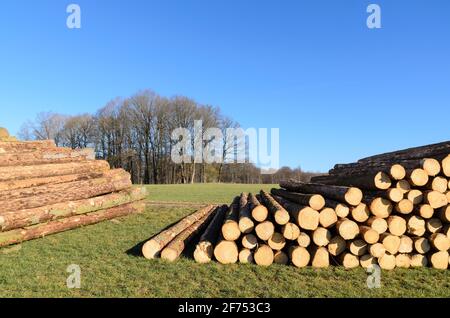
[0,0,449,172]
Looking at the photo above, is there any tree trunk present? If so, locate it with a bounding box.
[238,193,254,234]
[259,190,290,225]
[270,188,325,210]
[0,148,94,166]
[248,193,268,222]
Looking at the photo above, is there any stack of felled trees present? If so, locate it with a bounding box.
[0,128,146,247]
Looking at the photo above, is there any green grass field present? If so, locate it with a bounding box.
[0,183,449,298]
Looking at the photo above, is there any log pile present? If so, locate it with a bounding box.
[146,140,450,270]
[0,128,146,247]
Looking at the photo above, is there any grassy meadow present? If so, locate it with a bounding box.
[0,183,448,298]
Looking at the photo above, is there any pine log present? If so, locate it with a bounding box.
[272,195,319,230]
[367,217,388,234]
[442,154,450,177]
[378,253,396,270]
[312,227,332,247]
[369,243,386,258]
[328,236,346,256]
[396,180,411,194]
[330,163,406,181]
[279,180,363,206]
[416,204,434,219]
[255,221,275,241]
[398,236,413,254]
[359,226,379,244]
[424,191,448,209]
[426,218,443,233]
[430,176,448,194]
[268,232,286,251]
[311,172,391,191]
[142,205,215,259]
[0,201,144,248]
[325,199,350,218]
[311,246,330,268]
[414,237,431,254]
[366,188,404,203]
[360,254,377,269]
[395,254,411,269]
[380,233,401,254]
[161,209,217,262]
[430,251,449,270]
[440,205,450,223]
[238,193,254,234]
[0,140,56,152]
[297,232,311,248]
[0,169,131,211]
[349,240,368,256]
[0,148,95,166]
[408,169,429,187]
[260,190,290,225]
[213,237,239,265]
[319,207,338,228]
[429,233,450,251]
[289,246,310,268]
[239,248,254,264]
[281,222,300,240]
[0,187,147,231]
[339,253,359,269]
[254,244,274,266]
[411,254,428,267]
[336,218,359,240]
[193,205,229,263]
[270,188,325,210]
[221,197,241,241]
[365,197,392,218]
[241,234,258,249]
[407,190,423,205]
[351,203,370,223]
[395,199,414,215]
[248,193,268,222]
[407,215,426,237]
[387,216,407,236]
[273,251,289,265]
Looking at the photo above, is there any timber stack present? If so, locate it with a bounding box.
[0,127,146,247]
[145,140,450,270]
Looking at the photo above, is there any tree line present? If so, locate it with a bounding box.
[19,89,320,184]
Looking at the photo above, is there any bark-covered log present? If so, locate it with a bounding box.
[0,160,110,182]
[272,195,319,230]
[0,169,132,211]
[221,197,241,241]
[270,188,325,210]
[330,163,406,181]
[280,180,362,206]
[248,193,268,222]
[260,190,290,225]
[0,201,145,248]
[0,140,56,152]
[0,187,147,231]
[142,205,216,259]
[238,193,254,234]
[193,205,229,263]
[0,148,95,166]
[311,172,392,191]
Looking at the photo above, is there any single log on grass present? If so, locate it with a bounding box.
[270,188,325,210]
[297,232,311,248]
[254,244,274,266]
[260,190,290,225]
[0,148,95,166]
[255,221,275,241]
[0,202,145,248]
[238,193,254,234]
[279,180,363,206]
[248,193,268,222]
[161,209,217,262]
[242,234,258,250]
[311,171,392,191]
[221,197,241,241]
[214,237,239,265]
[289,246,310,268]
[273,251,289,265]
[336,218,359,240]
[328,236,346,256]
[0,160,110,182]
[0,169,132,211]
[0,187,147,231]
[193,205,229,263]
[281,222,300,240]
[239,249,254,264]
[142,205,215,259]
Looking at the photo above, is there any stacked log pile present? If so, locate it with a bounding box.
[0,128,146,247]
[146,140,450,270]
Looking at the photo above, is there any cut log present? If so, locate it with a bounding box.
[241,234,258,250]
[270,188,325,210]
[360,254,377,269]
[396,180,411,194]
[0,187,147,231]
[351,203,370,223]
[0,160,110,182]
[268,232,286,251]
[312,227,332,247]
[142,205,215,259]
[395,254,411,269]
[273,195,320,230]
[367,217,388,234]
[380,233,401,254]
[414,237,431,254]
[0,148,95,166]
[255,221,275,241]
[378,253,396,270]
[439,205,450,223]
[395,199,414,215]
[407,215,426,237]
[311,171,392,191]
[407,190,423,205]
[340,253,360,269]
[367,188,404,203]
[319,208,338,228]
[311,246,330,268]
[221,197,241,241]
[442,154,450,177]
[429,233,450,251]
[325,199,350,218]
[289,246,310,268]
[430,251,449,270]
[336,218,359,240]
[297,232,311,248]
[193,205,229,263]
[430,176,448,194]
[411,254,428,267]
[369,243,386,258]
[260,190,290,225]
[0,169,131,212]
[398,235,413,254]
[238,193,254,234]
[248,193,268,222]
[349,240,368,256]
[0,201,144,248]
[366,197,392,218]
[279,180,363,206]
[387,216,407,236]
[238,249,254,264]
[426,218,443,233]
[330,163,406,180]
[424,191,448,209]
[416,204,434,219]
[408,169,429,187]
[281,222,300,240]
[214,239,239,265]
[328,236,346,256]
[161,209,217,262]
[254,244,274,266]
[359,226,379,244]
[273,251,289,265]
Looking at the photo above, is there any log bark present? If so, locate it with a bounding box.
[248,193,268,222]
[238,193,254,234]
[0,148,95,166]
[330,163,406,181]
[0,187,147,231]
[260,190,290,225]
[273,251,289,265]
[0,201,145,248]
[0,160,110,182]
[193,205,228,263]
[142,205,215,259]
[311,172,391,191]
[270,188,325,210]
[280,180,362,206]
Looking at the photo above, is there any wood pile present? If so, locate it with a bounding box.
[146,141,450,270]
[0,128,146,247]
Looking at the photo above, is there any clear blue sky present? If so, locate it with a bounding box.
[0,0,449,172]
